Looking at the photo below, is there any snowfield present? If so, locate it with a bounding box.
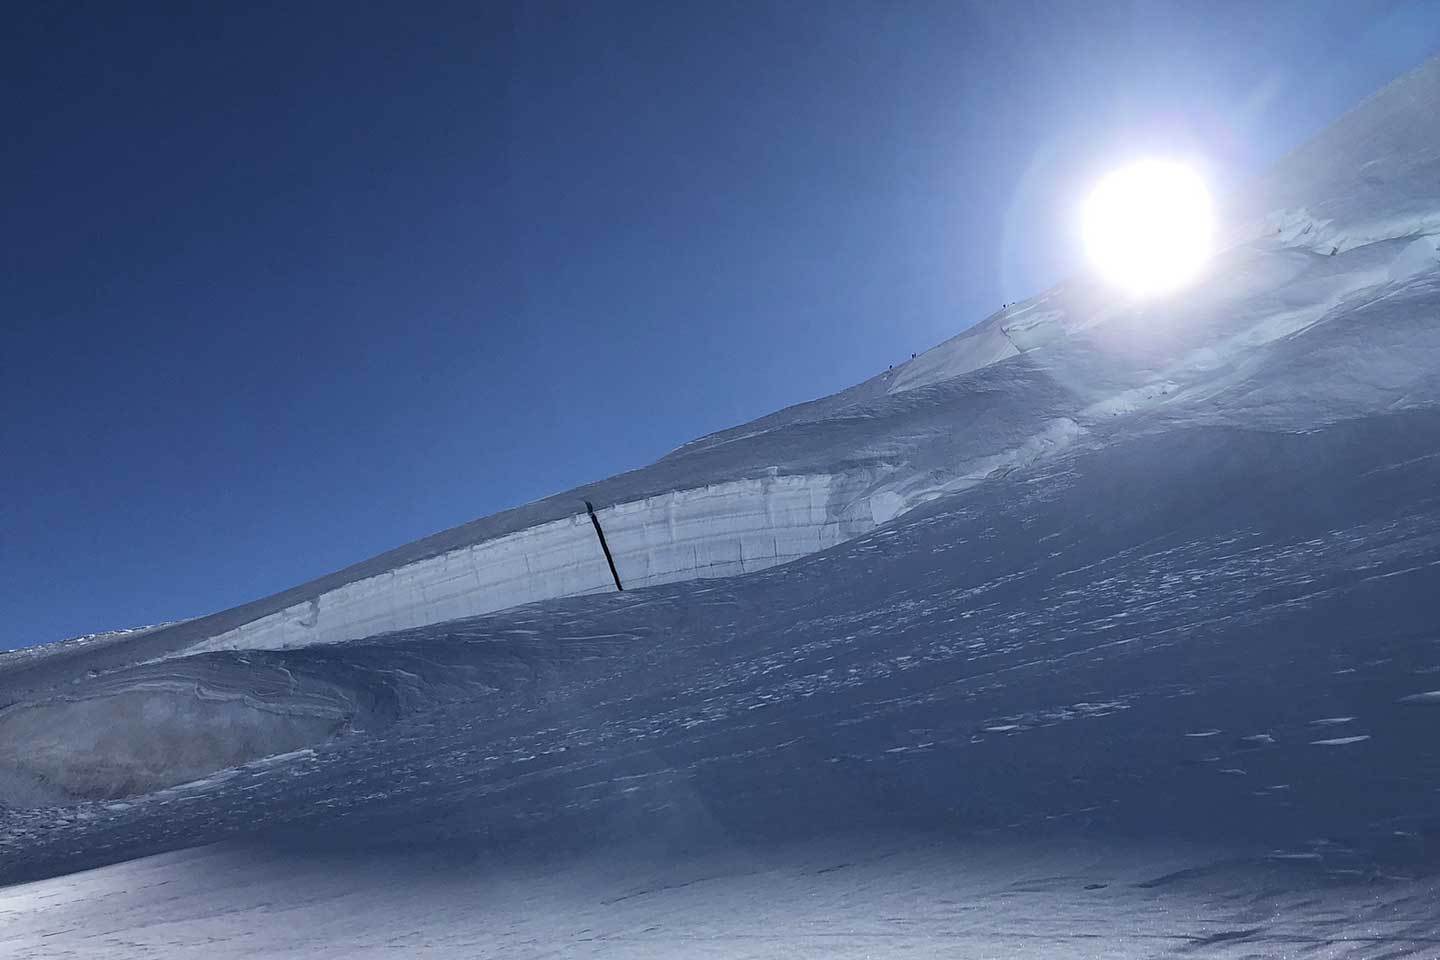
[7,836,1440,958]
[5,54,1440,958]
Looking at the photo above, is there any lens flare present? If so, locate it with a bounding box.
[1083,160,1213,298]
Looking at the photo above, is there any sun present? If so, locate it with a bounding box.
[1083,159,1214,298]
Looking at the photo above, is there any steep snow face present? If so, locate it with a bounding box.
[1237,55,1440,256]
[4,57,1440,824]
[6,70,1440,960]
[189,471,890,653]
[872,58,1440,404]
[27,50,1434,661]
[8,410,1440,891]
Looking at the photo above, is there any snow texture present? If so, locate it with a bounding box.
[6,837,1440,959]
[5,53,1440,959]
[188,471,887,654]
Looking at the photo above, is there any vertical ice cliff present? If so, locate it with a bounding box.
[0,56,1438,885]
[5,55,1440,804]
[190,471,889,653]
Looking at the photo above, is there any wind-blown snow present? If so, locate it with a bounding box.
[5,53,1440,960]
[25,81,1440,661]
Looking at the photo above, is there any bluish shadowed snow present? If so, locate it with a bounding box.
[5,52,1440,960]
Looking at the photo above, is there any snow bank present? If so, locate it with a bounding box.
[12,57,1440,686]
[189,470,892,653]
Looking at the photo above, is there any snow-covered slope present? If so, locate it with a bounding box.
[186,471,887,654]
[89,63,1431,661]
[9,835,1439,959]
[4,53,1440,959]
[15,50,1440,665]
[1235,53,1440,255]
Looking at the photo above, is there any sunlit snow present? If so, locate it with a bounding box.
[5,53,1440,960]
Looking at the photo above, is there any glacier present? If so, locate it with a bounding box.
[5,54,1440,958]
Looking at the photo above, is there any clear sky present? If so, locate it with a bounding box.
[5,1,1440,649]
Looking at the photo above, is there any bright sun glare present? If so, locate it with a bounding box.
[1083,159,1214,298]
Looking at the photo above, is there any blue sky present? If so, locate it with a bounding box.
[4,1,1439,648]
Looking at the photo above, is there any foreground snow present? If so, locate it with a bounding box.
[5,835,1438,959]
[6,413,1440,902]
[4,54,1440,960]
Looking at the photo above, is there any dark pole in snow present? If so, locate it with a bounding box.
[585,500,624,592]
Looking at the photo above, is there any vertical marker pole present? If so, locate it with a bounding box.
[585,500,624,592]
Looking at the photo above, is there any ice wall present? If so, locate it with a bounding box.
[190,471,890,653]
